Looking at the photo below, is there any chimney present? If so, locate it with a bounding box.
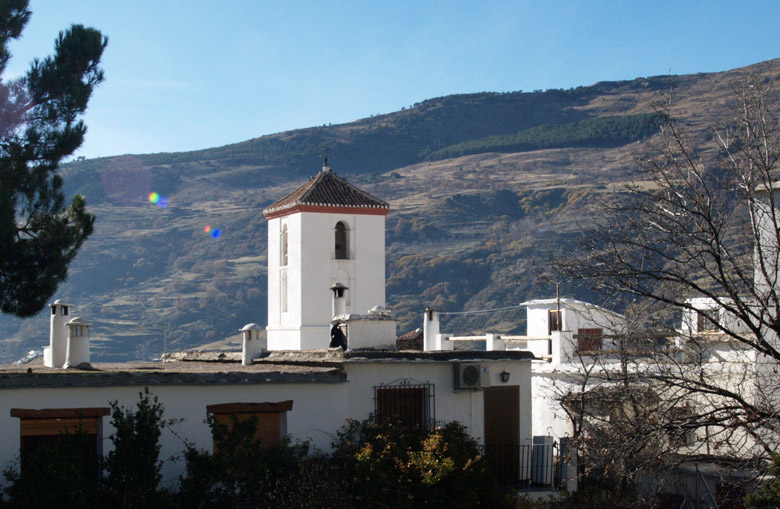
[241,323,262,366]
[330,283,348,317]
[63,317,91,369]
[44,300,71,368]
[423,308,440,351]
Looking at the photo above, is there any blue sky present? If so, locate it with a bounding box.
[8,1,780,160]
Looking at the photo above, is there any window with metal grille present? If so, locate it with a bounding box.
[696,309,719,332]
[374,380,435,430]
[667,405,696,446]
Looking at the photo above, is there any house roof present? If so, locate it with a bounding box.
[396,328,423,350]
[263,168,389,218]
[0,357,346,388]
[520,297,627,320]
[0,346,534,388]
[260,349,536,364]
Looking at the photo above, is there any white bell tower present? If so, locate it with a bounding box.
[264,165,389,350]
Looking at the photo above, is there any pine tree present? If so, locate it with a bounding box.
[0,0,106,317]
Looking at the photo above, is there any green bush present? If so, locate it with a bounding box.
[745,454,780,508]
[178,414,344,508]
[427,113,661,160]
[331,419,513,508]
[1,389,170,509]
[103,388,171,508]
[2,429,103,509]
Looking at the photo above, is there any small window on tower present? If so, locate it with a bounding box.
[61,306,68,316]
[280,271,288,313]
[281,225,288,266]
[335,222,349,260]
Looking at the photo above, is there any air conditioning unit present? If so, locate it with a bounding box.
[453,363,490,390]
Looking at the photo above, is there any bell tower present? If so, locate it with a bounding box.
[263,165,390,350]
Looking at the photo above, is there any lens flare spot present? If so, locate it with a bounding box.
[204,225,211,233]
[211,229,221,239]
[148,192,160,204]
[156,196,169,209]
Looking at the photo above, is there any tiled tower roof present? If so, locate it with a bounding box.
[263,168,390,218]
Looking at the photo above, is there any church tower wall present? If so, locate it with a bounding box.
[264,169,388,351]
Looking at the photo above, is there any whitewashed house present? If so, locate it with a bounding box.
[521,298,629,440]
[0,164,537,490]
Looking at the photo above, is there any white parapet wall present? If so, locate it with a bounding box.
[340,313,397,349]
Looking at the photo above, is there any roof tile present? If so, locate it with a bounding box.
[263,169,389,217]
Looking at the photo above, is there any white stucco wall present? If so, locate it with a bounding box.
[679,297,750,335]
[531,372,574,440]
[529,300,628,440]
[344,360,532,446]
[344,317,397,349]
[754,188,780,297]
[526,300,626,363]
[267,211,386,350]
[0,357,532,491]
[0,382,348,490]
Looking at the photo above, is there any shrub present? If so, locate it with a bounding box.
[331,418,512,508]
[178,414,344,508]
[2,429,103,509]
[103,388,171,508]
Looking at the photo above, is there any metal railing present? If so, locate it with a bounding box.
[480,441,561,490]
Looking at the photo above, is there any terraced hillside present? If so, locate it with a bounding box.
[1,59,778,362]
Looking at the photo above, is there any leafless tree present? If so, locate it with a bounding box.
[552,71,780,494]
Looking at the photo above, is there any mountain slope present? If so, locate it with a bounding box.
[1,59,778,362]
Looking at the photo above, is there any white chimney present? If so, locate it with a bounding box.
[44,299,72,368]
[241,323,262,366]
[330,283,348,317]
[423,308,440,351]
[63,316,91,369]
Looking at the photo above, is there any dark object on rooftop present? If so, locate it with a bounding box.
[330,325,347,350]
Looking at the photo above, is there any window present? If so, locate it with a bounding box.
[577,328,603,352]
[667,406,696,446]
[206,401,293,447]
[548,309,561,334]
[374,380,435,430]
[11,407,109,470]
[280,271,288,313]
[280,224,288,266]
[696,309,719,332]
[335,222,348,260]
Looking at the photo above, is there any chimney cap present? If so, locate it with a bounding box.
[67,316,89,326]
[240,323,262,332]
[330,282,348,291]
[50,299,72,307]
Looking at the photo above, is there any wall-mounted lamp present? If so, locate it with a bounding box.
[500,370,511,383]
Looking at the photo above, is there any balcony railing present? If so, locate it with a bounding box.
[480,441,561,491]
